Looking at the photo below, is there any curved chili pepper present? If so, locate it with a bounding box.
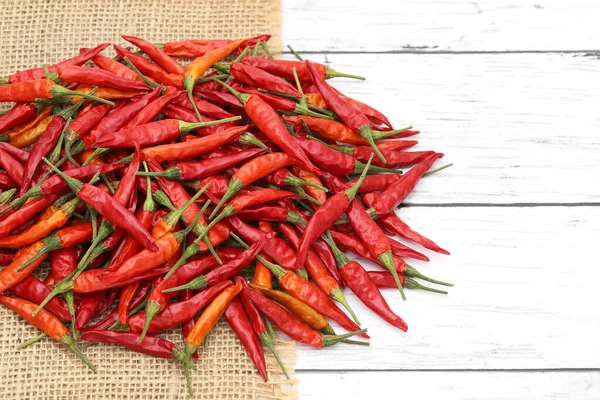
[210,152,303,218]
[0,197,79,248]
[81,330,177,358]
[278,222,358,323]
[142,124,247,163]
[20,98,90,195]
[9,275,71,320]
[7,43,109,83]
[0,148,24,187]
[0,80,113,104]
[217,81,320,177]
[171,91,235,120]
[326,231,407,331]
[243,285,366,347]
[228,216,298,271]
[89,86,161,136]
[206,188,299,237]
[94,287,120,318]
[305,61,385,162]
[0,240,51,293]
[56,65,149,92]
[129,280,232,336]
[113,45,183,87]
[240,57,364,82]
[194,88,244,110]
[225,297,268,382]
[6,106,52,141]
[0,173,16,189]
[183,39,245,121]
[122,35,184,75]
[122,90,182,130]
[64,104,111,162]
[369,153,443,217]
[0,295,95,371]
[0,103,37,134]
[44,159,157,251]
[296,155,372,269]
[0,142,29,164]
[140,148,268,181]
[91,53,146,83]
[230,62,301,98]
[343,174,401,193]
[75,290,106,329]
[346,197,405,299]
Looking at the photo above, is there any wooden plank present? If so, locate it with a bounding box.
[298,371,600,399]
[281,0,600,52]
[293,206,600,370]
[282,52,600,204]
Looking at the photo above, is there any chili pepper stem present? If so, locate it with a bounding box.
[61,335,97,372]
[82,148,110,166]
[178,116,242,134]
[287,45,303,61]
[202,205,234,240]
[15,233,62,272]
[16,333,47,350]
[405,277,448,294]
[42,157,83,193]
[184,76,203,122]
[209,177,244,219]
[422,163,453,178]
[379,251,406,300]
[285,174,328,192]
[372,126,413,141]
[259,333,290,380]
[264,317,275,339]
[357,125,386,163]
[344,154,374,202]
[214,79,250,105]
[405,264,454,287]
[239,132,269,149]
[329,287,361,325]
[322,329,368,347]
[184,364,194,397]
[64,290,77,338]
[161,275,208,293]
[325,67,366,81]
[51,85,115,106]
[139,301,161,342]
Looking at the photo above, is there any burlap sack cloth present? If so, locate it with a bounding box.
[0,1,298,399]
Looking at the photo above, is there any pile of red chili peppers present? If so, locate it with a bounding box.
[0,34,452,394]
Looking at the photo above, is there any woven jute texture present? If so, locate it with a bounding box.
[0,1,296,399]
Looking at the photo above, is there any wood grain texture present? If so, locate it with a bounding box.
[282,52,600,204]
[298,371,600,399]
[281,0,600,52]
[294,206,600,370]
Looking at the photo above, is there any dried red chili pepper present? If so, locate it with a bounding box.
[56,65,149,92]
[367,271,448,294]
[0,103,37,135]
[225,297,268,382]
[296,155,372,269]
[325,231,408,331]
[9,275,71,320]
[243,285,366,347]
[122,90,181,130]
[75,290,106,329]
[237,205,304,224]
[0,148,24,187]
[80,330,178,359]
[113,45,183,87]
[230,62,301,98]
[91,53,146,83]
[0,142,29,164]
[0,295,96,371]
[239,57,364,82]
[122,35,184,75]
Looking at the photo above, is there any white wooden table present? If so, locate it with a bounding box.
[280,1,600,398]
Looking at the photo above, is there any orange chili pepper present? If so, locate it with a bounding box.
[0,79,113,104]
[0,295,96,371]
[6,106,52,139]
[0,240,49,293]
[292,166,327,210]
[69,87,146,103]
[10,115,53,148]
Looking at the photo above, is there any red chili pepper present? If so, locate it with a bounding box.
[279,222,358,323]
[224,297,268,381]
[210,152,303,218]
[351,147,435,169]
[75,290,106,329]
[94,287,119,318]
[171,91,235,120]
[122,90,182,130]
[326,231,407,331]
[228,216,298,271]
[0,103,37,135]
[88,85,161,135]
[129,280,232,335]
[91,53,146,83]
[0,142,29,164]
[296,156,372,269]
[0,148,24,187]
[9,275,71,320]
[217,81,320,176]
[56,65,150,92]
[64,104,111,159]
[113,45,183,87]
[346,198,405,298]
[343,174,401,193]
[240,57,364,82]
[44,160,158,251]
[0,80,114,104]
[7,43,110,83]
[305,61,387,161]
[122,35,184,75]
[81,329,178,358]
[94,116,239,149]
[369,153,443,217]
[362,192,449,255]
[230,62,301,98]
[0,295,96,371]
[238,205,304,224]
[0,250,15,266]
[193,89,244,110]
[243,285,366,347]
[161,35,268,58]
